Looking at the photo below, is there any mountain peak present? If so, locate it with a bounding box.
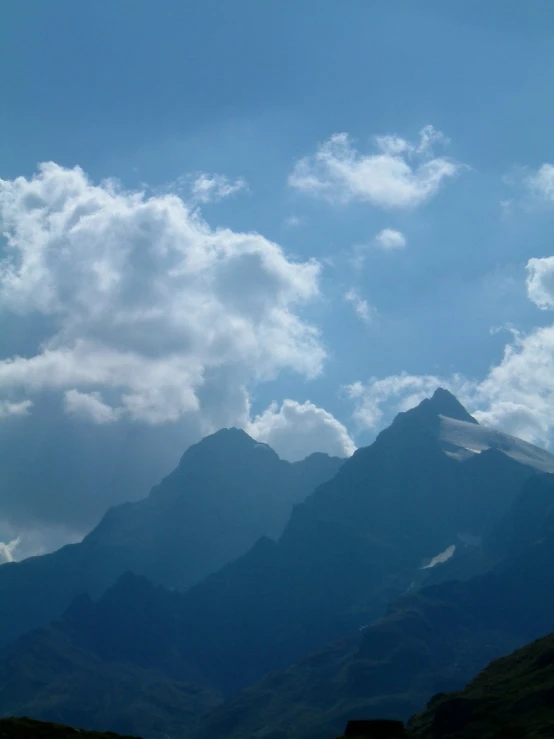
[177,427,277,469]
[389,388,478,436]
[427,388,478,424]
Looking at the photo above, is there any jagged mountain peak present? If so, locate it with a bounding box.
[428,387,478,423]
[392,387,478,428]
[382,388,554,473]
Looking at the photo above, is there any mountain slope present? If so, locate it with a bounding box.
[172,391,550,693]
[0,429,343,647]
[0,574,221,738]
[189,471,554,739]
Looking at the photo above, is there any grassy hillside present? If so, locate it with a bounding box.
[408,630,554,738]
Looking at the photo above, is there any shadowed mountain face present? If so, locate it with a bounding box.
[0,429,344,648]
[0,574,222,739]
[170,391,550,693]
[188,472,554,739]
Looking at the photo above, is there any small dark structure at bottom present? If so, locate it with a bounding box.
[339,719,408,738]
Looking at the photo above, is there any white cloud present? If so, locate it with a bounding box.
[247,399,356,462]
[288,125,461,209]
[526,256,554,310]
[525,163,554,202]
[189,172,248,204]
[0,162,324,425]
[0,399,33,418]
[344,288,374,323]
[375,228,406,250]
[473,325,554,445]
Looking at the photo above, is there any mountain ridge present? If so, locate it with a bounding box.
[0,430,344,648]
[2,391,554,738]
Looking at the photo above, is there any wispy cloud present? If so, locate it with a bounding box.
[525,163,554,202]
[283,215,305,228]
[0,536,20,564]
[344,289,374,324]
[189,172,248,204]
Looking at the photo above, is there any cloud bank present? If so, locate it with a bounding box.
[0,163,324,426]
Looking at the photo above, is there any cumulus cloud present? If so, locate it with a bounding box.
[375,228,406,250]
[344,288,374,324]
[473,325,554,444]
[0,163,324,426]
[247,399,356,462]
[526,256,554,310]
[288,125,461,209]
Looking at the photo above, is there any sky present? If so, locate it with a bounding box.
[2,0,554,560]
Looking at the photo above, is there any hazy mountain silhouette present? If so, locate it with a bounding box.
[0,572,221,738]
[0,429,343,647]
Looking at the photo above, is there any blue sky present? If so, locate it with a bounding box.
[2,1,554,558]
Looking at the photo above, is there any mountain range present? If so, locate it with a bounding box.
[0,430,343,647]
[1,389,554,738]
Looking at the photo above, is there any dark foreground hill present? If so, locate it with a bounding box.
[0,717,141,739]
[0,430,343,647]
[408,629,554,739]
